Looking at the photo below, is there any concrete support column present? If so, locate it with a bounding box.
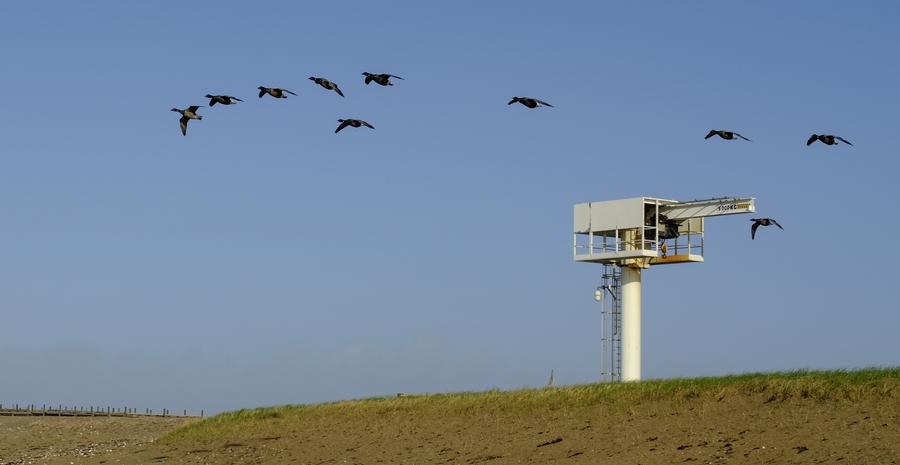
[621,265,642,381]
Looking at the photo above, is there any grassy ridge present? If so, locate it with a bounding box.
[164,367,900,442]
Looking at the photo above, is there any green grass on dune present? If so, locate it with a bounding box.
[164,367,900,442]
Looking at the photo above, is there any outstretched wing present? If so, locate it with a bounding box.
[389,74,404,80]
[508,97,519,105]
[334,85,344,97]
[187,106,201,112]
[259,88,267,98]
[835,136,852,146]
[807,135,818,146]
[705,130,718,139]
[283,89,297,96]
[361,120,374,129]
[335,120,350,133]
[751,221,760,240]
[534,99,553,107]
[771,220,784,230]
[179,116,189,136]
[734,133,752,142]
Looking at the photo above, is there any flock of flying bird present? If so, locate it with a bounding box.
[704,129,853,147]
[170,71,554,137]
[172,73,851,241]
[169,72,406,136]
[704,128,852,239]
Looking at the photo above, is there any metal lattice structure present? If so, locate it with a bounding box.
[597,264,622,382]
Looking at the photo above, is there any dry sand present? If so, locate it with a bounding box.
[2,393,898,464]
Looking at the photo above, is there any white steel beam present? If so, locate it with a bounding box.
[659,197,755,220]
[620,266,642,382]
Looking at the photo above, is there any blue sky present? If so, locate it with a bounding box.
[2,1,899,415]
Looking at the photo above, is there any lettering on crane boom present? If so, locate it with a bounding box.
[715,203,751,213]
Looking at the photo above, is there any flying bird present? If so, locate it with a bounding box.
[508,97,553,108]
[171,106,202,136]
[807,134,852,146]
[309,77,344,97]
[258,86,297,99]
[205,94,243,106]
[750,218,783,240]
[362,72,403,86]
[705,130,751,141]
[335,119,374,133]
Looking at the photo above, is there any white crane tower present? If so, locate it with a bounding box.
[573,196,755,382]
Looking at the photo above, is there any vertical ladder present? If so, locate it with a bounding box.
[599,264,622,382]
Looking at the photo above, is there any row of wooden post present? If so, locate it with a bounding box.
[0,404,202,417]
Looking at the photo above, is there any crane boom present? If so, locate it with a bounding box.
[659,197,755,220]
